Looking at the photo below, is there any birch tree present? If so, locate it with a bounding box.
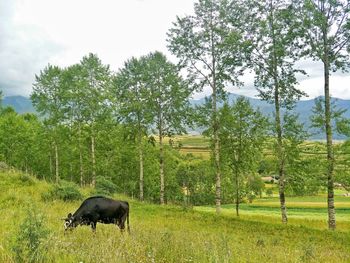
[244,0,306,223]
[144,51,192,205]
[219,97,268,216]
[167,0,247,213]
[114,56,154,201]
[31,65,65,183]
[78,53,113,187]
[299,0,350,230]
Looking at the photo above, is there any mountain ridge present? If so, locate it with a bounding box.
[2,94,350,139]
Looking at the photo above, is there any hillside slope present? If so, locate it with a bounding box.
[1,170,350,262]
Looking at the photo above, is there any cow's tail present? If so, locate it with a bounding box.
[126,202,130,233]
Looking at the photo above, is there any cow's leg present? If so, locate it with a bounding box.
[90,221,97,233]
[118,214,127,233]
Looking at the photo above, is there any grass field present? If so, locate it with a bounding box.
[164,135,348,160]
[1,171,350,262]
[195,194,350,233]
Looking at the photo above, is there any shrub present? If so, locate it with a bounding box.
[266,188,273,197]
[19,174,35,186]
[11,205,50,263]
[0,161,9,171]
[94,176,118,196]
[42,180,83,202]
[247,193,256,203]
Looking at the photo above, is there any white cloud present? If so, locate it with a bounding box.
[1,0,194,96]
[298,74,350,100]
[1,0,349,101]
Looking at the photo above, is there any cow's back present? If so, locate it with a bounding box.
[74,196,126,219]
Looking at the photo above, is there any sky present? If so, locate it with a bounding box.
[1,0,350,100]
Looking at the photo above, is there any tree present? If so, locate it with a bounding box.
[244,0,306,223]
[61,64,91,186]
[219,97,268,216]
[300,0,350,229]
[31,65,65,183]
[78,53,114,187]
[167,0,247,213]
[114,56,154,201]
[0,109,48,177]
[143,51,192,205]
[281,113,312,196]
[336,140,350,193]
[176,155,214,206]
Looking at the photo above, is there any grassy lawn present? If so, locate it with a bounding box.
[1,171,350,263]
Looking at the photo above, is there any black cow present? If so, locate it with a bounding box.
[64,196,130,233]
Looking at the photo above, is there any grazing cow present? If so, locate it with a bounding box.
[64,196,130,233]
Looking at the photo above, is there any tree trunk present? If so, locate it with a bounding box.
[159,133,165,205]
[79,124,84,187]
[235,169,239,217]
[49,153,52,181]
[270,3,287,223]
[214,118,221,214]
[54,140,59,184]
[138,130,144,201]
[25,158,28,175]
[274,79,288,224]
[275,89,288,224]
[91,134,96,188]
[324,59,336,230]
[212,56,221,215]
[208,4,221,214]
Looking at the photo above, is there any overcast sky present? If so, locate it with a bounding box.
[1,0,349,100]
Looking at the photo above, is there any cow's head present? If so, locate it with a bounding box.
[63,213,78,230]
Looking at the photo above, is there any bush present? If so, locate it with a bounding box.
[19,174,35,186]
[0,161,9,171]
[94,176,118,196]
[42,180,83,202]
[266,188,273,197]
[247,193,256,203]
[11,205,50,263]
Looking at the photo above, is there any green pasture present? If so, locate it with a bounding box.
[195,194,350,233]
[1,171,350,262]
[162,135,210,148]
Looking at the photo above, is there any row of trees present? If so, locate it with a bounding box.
[0,90,328,206]
[30,52,194,206]
[1,0,350,230]
[167,0,350,230]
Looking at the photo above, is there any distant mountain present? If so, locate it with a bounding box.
[2,96,36,114]
[3,94,350,139]
[190,93,350,140]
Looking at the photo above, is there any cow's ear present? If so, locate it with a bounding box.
[68,213,72,218]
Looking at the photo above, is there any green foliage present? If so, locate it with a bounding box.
[300,0,350,72]
[266,188,273,197]
[18,174,35,186]
[11,205,50,263]
[0,161,9,171]
[311,97,350,136]
[176,156,215,206]
[42,180,83,202]
[94,176,118,196]
[219,97,268,211]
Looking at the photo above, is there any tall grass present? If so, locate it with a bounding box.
[1,171,349,262]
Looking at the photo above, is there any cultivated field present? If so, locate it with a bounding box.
[1,171,350,263]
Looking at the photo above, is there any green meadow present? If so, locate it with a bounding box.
[1,171,350,263]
